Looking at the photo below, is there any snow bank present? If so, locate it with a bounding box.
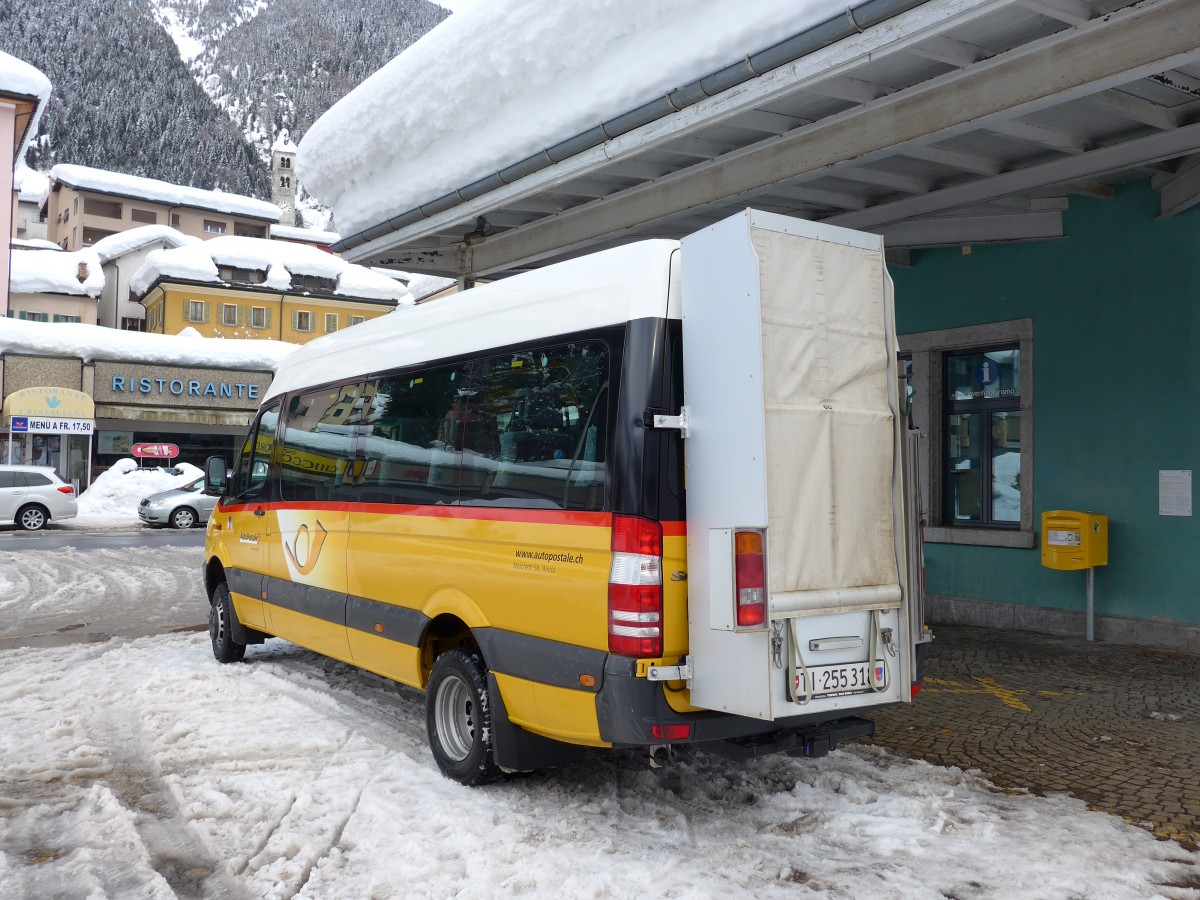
[0,317,298,369]
[50,163,280,222]
[76,459,204,525]
[299,0,848,236]
[9,248,104,298]
[130,235,414,304]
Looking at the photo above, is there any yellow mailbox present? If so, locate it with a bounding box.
[1041,510,1108,571]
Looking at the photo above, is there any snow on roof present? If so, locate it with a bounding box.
[298,0,847,237]
[129,235,415,305]
[12,237,61,251]
[0,316,297,369]
[0,51,52,166]
[267,240,678,400]
[10,247,104,298]
[90,225,199,264]
[405,273,457,301]
[269,223,340,244]
[50,163,282,222]
[271,129,299,154]
[14,164,49,203]
[0,50,51,102]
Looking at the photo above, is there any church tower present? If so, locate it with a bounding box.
[271,129,300,227]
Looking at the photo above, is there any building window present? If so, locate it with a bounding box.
[901,319,1034,549]
[82,227,118,246]
[281,157,292,169]
[280,176,291,189]
[52,315,82,323]
[203,220,227,235]
[171,213,181,228]
[293,310,315,332]
[63,207,69,222]
[84,198,122,219]
[290,273,337,293]
[120,317,145,332]
[347,315,366,327]
[249,307,270,329]
[18,311,49,322]
[218,303,241,326]
[234,224,266,239]
[325,313,339,334]
[217,265,266,285]
[184,300,208,323]
[131,208,157,224]
[73,198,78,214]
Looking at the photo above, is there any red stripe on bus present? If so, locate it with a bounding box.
[218,500,613,528]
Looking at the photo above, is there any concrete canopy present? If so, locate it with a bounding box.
[335,0,1200,279]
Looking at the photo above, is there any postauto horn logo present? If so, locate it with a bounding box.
[282,518,328,578]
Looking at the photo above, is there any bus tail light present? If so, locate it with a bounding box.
[735,530,766,628]
[650,723,691,741]
[608,515,662,658]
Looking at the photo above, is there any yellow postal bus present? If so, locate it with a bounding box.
[202,210,930,784]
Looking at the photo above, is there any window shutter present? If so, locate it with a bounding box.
[265,308,273,329]
[234,305,242,326]
[202,302,210,323]
[292,311,299,331]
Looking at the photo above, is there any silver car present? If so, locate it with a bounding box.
[138,478,218,529]
[0,465,79,531]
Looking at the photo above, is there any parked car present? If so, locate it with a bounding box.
[138,478,218,529]
[0,465,79,531]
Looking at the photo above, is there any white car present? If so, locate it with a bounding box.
[138,478,219,529]
[0,465,79,531]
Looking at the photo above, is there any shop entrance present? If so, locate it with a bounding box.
[1,387,95,492]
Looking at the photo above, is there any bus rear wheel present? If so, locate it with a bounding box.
[426,648,501,785]
[209,582,246,664]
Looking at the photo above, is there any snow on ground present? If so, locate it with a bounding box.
[72,458,203,528]
[0,550,1197,897]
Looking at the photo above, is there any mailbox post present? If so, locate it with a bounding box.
[1041,511,1109,641]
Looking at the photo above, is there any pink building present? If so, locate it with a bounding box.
[1,51,52,318]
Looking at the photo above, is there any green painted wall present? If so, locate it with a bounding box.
[891,179,1200,626]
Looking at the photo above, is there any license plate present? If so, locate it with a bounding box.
[795,660,887,698]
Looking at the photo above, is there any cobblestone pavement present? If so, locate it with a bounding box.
[863,624,1200,850]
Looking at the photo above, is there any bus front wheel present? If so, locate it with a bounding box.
[426,649,501,785]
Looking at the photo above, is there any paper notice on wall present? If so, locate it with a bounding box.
[1159,470,1192,517]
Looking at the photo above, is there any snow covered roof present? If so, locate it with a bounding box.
[89,225,199,264]
[10,247,104,298]
[271,129,299,155]
[11,238,60,251]
[405,273,457,301]
[298,0,851,239]
[0,51,52,166]
[129,235,415,305]
[269,223,340,245]
[14,164,49,204]
[49,164,282,222]
[0,317,297,369]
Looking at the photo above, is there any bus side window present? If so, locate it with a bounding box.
[234,403,279,499]
[351,366,463,505]
[277,386,361,502]
[464,341,609,510]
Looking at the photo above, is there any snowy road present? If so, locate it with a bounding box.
[1,547,1197,898]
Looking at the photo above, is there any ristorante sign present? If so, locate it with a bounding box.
[93,362,273,410]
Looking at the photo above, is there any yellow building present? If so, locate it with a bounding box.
[132,235,412,344]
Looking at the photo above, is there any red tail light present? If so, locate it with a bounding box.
[650,724,691,741]
[57,486,75,495]
[734,530,766,628]
[608,515,663,658]
[911,682,923,698]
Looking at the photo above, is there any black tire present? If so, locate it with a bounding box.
[426,649,501,785]
[170,507,197,529]
[17,505,48,531]
[209,582,246,663]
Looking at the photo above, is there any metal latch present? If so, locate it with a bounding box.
[646,406,689,438]
[646,659,692,682]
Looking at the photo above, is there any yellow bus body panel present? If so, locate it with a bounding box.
[345,632,423,687]
[493,672,609,747]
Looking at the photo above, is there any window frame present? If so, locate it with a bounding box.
[203,219,228,235]
[900,318,1035,549]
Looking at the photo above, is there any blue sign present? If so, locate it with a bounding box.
[975,359,999,385]
[11,417,28,432]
